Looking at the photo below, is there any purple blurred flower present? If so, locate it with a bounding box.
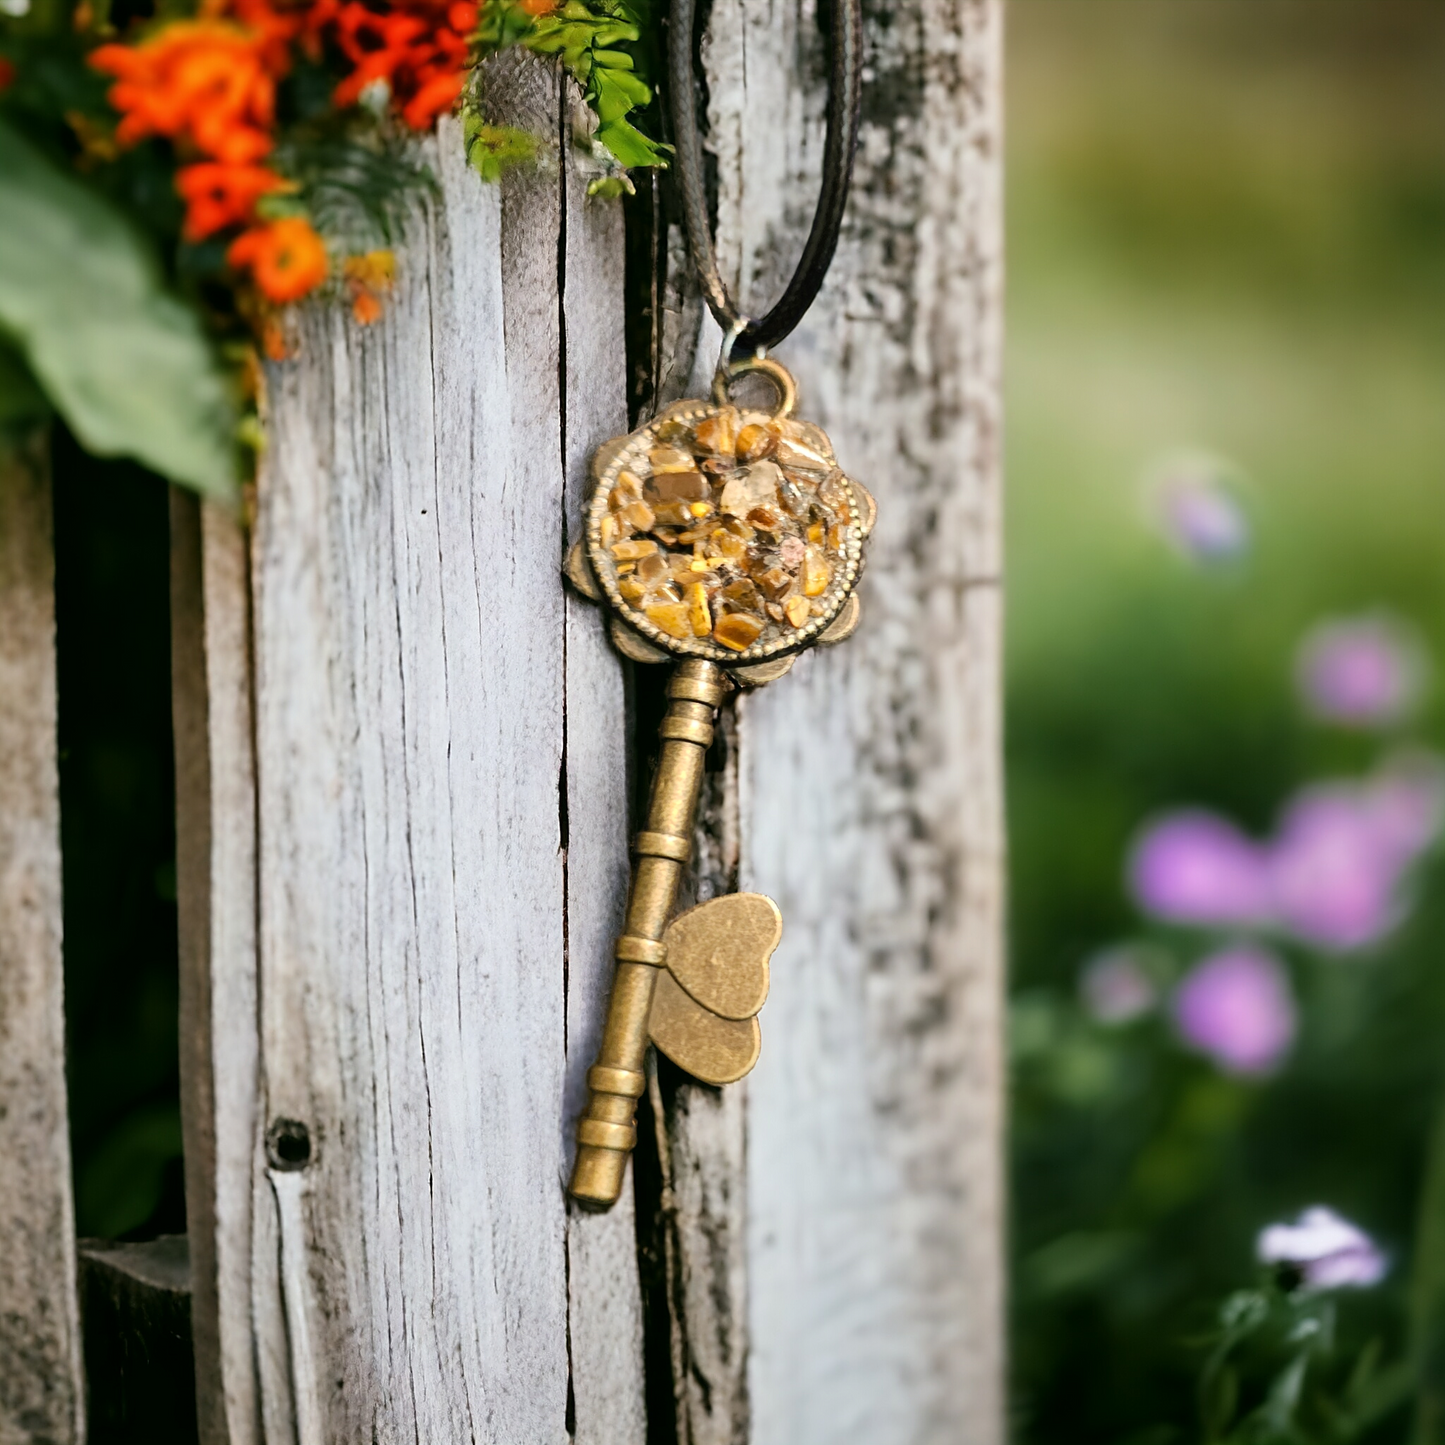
[1130,756,1443,954]
[1257,1207,1387,1290]
[1172,946,1296,1075]
[1129,812,1271,927]
[1080,948,1158,1024]
[1148,454,1250,564]
[1270,788,1402,951]
[1295,613,1425,728]
[1363,750,1445,864]
[1269,757,1443,951]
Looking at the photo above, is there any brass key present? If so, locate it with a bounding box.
[566,357,874,1207]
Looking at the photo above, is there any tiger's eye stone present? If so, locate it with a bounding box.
[613,538,659,561]
[647,601,694,639]
[713,612,765,650]
[686,583,712,637]
[722,578,762,611]
[652,472,709,503]
[650,446,696,473]
[624,500,656,531]
[801,546,831,597]
[736,423,777,463]
[692,409,738,455]
[785,594,811,628]
[757,566,792,599]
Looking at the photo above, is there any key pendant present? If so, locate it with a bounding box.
[566,356,876,1206]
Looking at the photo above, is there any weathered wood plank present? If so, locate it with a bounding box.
[559,90,649,1445]
[247,77,644,1441]
[668,3,1008,1442]
[0,435,85,1445]
[170,490,261,1445]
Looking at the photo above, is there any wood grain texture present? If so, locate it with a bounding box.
[170,490,261,1445]
[559,88,649,1445]
[660,711,752,1445]
[686,3,1007,1442]
[0,437,85,1445]
[247,68,644,1442]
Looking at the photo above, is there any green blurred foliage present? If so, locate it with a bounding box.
[1008,3,1445,1441]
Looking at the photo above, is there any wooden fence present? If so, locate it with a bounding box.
[0,2,1002,1441]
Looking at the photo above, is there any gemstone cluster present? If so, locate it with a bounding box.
[586,401,866,663]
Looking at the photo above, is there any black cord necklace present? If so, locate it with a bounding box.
[564,0,875,1211]
[668,0,865,357]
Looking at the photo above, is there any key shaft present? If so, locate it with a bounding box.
[569,659,730,1206]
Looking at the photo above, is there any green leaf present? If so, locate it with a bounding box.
[595,114,668,169]
[586,173,636,199]
[463,118,540,183]
[0,118,236,498]
[592,67,651,125]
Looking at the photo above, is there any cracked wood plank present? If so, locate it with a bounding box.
[243,65,644,1442]
[0,434,85,1445]
[662,3,1007,1442]
[170,489,260,1445]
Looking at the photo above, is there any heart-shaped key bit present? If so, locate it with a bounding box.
[661,892,780,1019]
[649,972,762,1086]
[646,893,781,1086]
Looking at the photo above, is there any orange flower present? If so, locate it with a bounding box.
[176,161,290,240]
[518,0,557,14]
[328,0,475,131]
[90,23,275,162]
[211,0,305,76]
[228,217,329,302]
[343,249,395,324]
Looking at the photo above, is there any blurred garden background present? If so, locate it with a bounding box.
[1008,3,1445,1441]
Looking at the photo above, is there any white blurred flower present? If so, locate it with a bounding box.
[1257,1207,1386,1290]
[1145,453,1250,565]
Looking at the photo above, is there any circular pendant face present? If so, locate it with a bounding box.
[586,397,868,665]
